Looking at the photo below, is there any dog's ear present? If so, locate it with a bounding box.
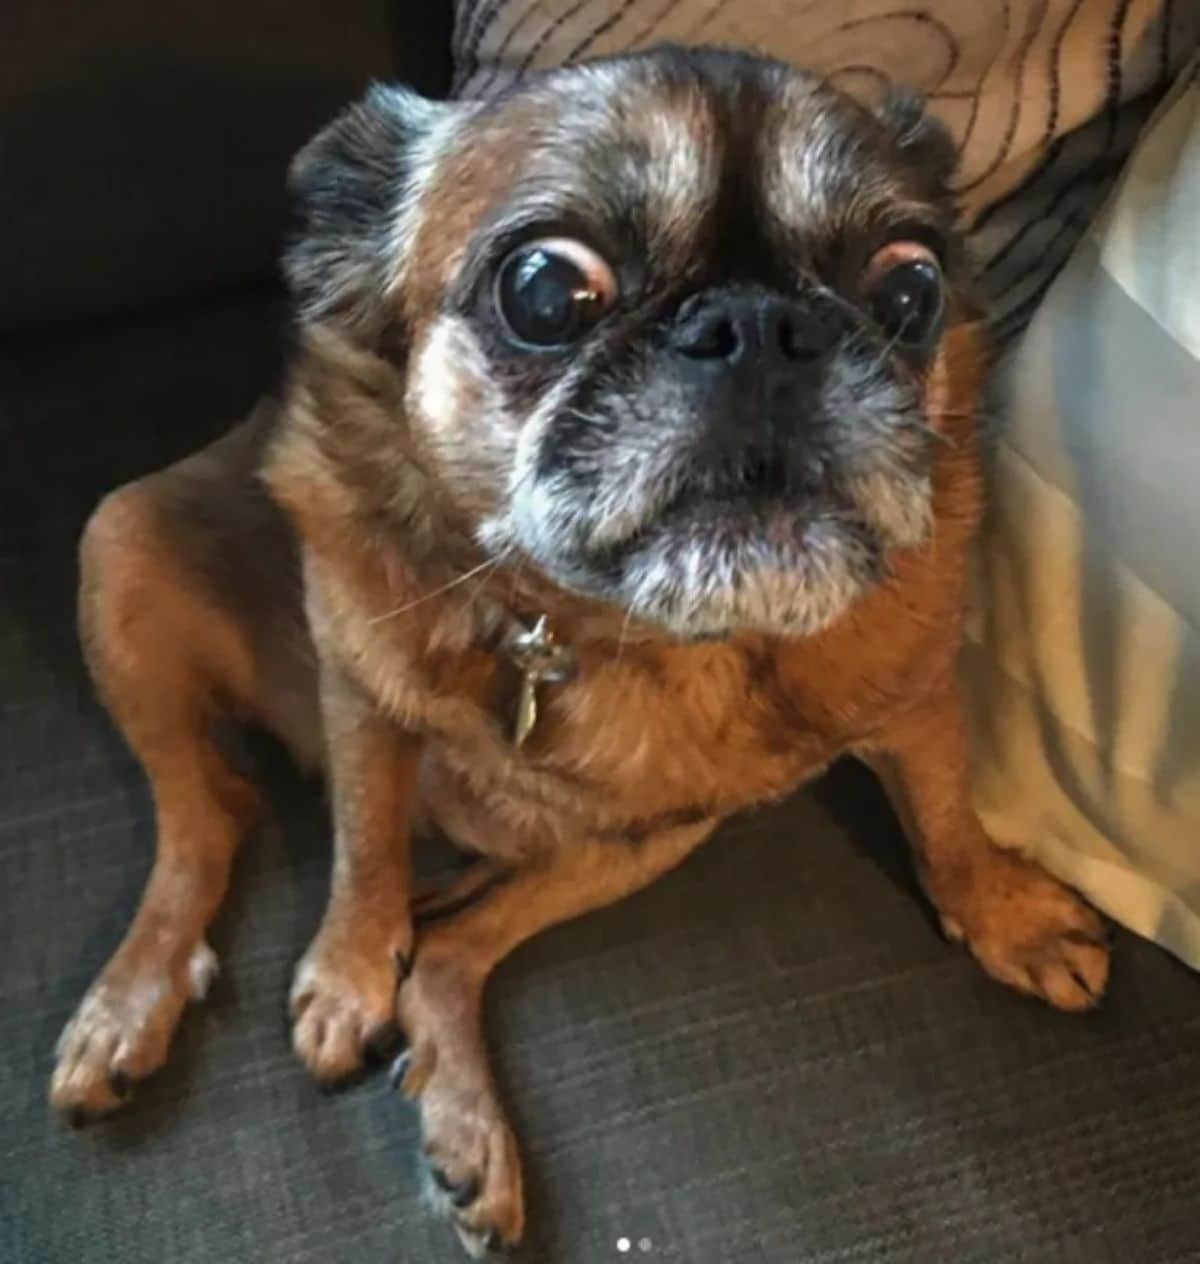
[284,83,456,337]
[875,89,958,192]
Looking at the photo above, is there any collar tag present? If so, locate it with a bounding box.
[502,615,577,747]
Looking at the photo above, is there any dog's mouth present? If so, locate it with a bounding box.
[598,449,863,557]
[497,410,933,638]
[535,463,890,640]
[682,446,830,502]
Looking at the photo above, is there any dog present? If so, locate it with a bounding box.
[50,45,1109,1256]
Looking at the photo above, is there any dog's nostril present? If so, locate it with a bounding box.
[673,295,833,364]
[678,316,740,360]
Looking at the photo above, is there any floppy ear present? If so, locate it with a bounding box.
[875,89,958,191]
[284,83,455,337]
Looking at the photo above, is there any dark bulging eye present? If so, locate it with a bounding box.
[495,238,616,348]
[862,243,945,351]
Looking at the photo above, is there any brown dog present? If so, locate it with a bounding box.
[51,46,1108,1256]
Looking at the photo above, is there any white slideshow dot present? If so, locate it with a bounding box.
[638,1238,653,1253]
[617,1238,631,1254]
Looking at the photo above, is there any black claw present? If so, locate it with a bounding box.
[1062,928,1108,949]
[394,949,414,980]
[481,1228,515,1255]
[1069,967,1098,1001]
[432,1167,480,1208]
[387,1048,411,1091]
[451,1179,481,1210]
[365,1024,402,1064]
[110,1071,130,1100]
[67,1107,89,1130]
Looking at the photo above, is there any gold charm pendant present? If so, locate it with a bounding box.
[503,616,577,748]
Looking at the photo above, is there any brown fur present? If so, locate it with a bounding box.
[52,51,1109,1258]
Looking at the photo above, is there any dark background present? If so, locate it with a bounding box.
[0,1,452,332]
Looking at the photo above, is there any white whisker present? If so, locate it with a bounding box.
[368,554,507,624]
[615,603,636,662]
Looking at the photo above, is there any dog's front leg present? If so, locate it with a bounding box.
[394,817,715,1256]
[869,676,1110,1011]
[290,659,418,1082]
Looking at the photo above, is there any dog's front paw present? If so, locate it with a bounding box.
[939,848,1110,1011]
[50,939,218,1121]
[394,956,524,1257]
[289,916,411,1084]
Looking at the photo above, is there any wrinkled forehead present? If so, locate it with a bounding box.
[407,55,923,306]
[487,60,728,268]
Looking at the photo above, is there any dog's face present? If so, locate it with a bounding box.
[286,47,968,639]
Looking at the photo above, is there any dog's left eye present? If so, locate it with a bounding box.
[861,241,944,351]
[495,238,617,348]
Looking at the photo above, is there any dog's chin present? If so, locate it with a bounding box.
[499,482,930,641]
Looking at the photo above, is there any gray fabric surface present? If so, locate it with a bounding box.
[3,293,1200,1262]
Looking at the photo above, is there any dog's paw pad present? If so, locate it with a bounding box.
[50,959,197,1118]
[289,937,408,1084]
[420,1112,524,1257]
[951,851,1111,1011]
[398,961,525,1254]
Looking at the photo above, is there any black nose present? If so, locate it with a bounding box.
[669,291,837,369]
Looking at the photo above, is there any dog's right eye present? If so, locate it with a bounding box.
[495,239,617,348]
